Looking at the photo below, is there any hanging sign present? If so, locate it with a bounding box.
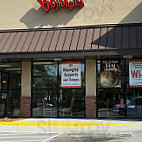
[129,59,142,88]
[37,0,84,12]
[61,61,81,88]
[100,60,121,88]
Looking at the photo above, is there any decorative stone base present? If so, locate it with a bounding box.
[20,97,31,118]
[85,96,96,118]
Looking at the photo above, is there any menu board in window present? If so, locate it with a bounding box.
[100,60,121,88]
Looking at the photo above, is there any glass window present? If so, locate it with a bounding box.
[0,62,21,117]
[97,59,142,118]
[32,61,85,118]
[32,62,58,117]
[97,59,126,118]
[32,89,58,118]
[59,89,85,118]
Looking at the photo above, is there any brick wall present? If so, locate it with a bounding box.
[20,97,31,118]
[85,96,96,118]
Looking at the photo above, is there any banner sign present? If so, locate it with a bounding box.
[100,60,121,88]
[61,61,81,88]
[37,0,84,12]
[129,59,142,88]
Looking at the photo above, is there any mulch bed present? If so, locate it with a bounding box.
[0,117,26,122]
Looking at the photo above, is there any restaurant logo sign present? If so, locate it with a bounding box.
[129,59,142,88]
[37,0,84,12]
[61,61,81,88]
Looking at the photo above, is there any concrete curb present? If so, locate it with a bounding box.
[0,122,142,127]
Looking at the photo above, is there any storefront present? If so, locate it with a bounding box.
[0,0,142,118]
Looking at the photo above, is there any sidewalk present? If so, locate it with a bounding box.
[0,118,142,133]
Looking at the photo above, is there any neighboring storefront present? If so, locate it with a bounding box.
[0,0,142,118]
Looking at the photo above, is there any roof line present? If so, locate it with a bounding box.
[0,23,142,33]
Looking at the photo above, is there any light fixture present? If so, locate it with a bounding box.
[33,62,53,65]
[5,68,21,71]
[2,80,7,84]
[123,55,133,59]
[0,65,12,67]
[54,58,62,61]
[97,60,101,63]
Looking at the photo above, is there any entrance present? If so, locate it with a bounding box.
[0,61,21,117]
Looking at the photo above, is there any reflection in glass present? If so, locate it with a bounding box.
[32,89,58,117]
[59,89,85,118]
[32,61,85,118]
[126,88,142,118]
[0,62,21,117]
[97,89,126,118]
[97,60,126,118]
[32,62,58,117]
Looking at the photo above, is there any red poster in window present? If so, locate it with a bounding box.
[129,59,142,88]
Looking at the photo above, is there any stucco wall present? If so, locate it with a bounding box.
[0,0,142,30]
[86,59,96,97]
[21,59,31,97]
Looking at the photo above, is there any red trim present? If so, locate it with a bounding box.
[129,59,142,62]
[130,85,142,88]
[61,61,81,64]
[61,86,81,88]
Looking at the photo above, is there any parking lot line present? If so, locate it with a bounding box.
[0,132,63,142]
[42,133,63,142]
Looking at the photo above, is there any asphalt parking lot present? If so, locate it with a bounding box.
[0,132,62,142]
[0,131,134,142]
[1,118,142,142]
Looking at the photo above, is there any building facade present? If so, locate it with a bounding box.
[0,0,142,118]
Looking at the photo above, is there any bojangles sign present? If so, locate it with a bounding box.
[37,0,84,12]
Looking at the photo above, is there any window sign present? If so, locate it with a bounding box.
[100,60,121,88]
[61,61,81,88]
[129,59,142,87]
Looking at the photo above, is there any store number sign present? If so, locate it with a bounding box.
[61,61,81,88]
[129,59,142,87]
[37,0,84,12]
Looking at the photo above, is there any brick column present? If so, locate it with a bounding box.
[20,59,31,118]
[20,97,31,118]
[85,59,96,118]
[85,96,96,118]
